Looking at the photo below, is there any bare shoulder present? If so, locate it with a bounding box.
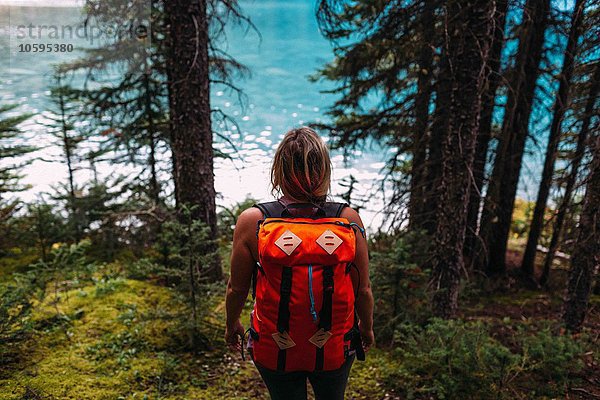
[340,206,365,228]
[236,206,263,229]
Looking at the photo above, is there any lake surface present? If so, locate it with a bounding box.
[0,0,548,230]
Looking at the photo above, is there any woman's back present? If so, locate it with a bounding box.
[225,127,374,400]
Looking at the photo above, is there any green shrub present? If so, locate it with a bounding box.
[387,319,587,399]
[392,319,522,400]
[369,231,430,341]
[521,328,584,392]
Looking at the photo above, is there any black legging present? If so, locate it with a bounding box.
[255,355,355,400]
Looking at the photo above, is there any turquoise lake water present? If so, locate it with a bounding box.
[0,1,390,228]
[0,0,553,229]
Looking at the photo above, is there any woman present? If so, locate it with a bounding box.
[225,127,374,400]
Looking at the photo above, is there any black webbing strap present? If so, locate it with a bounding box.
[322,202,348,218]
[276,266,293,371]
[254,201,286,218]
[253,201,348,219]
[251,262,264,300]
[343,263,366,361]
[315,265,334,371]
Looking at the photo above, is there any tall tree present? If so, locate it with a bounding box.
[563,135,600,332]
[476,0,551,275]
[541,62,600,286]
[61,0,172,207]
[429,0,493,318]
[408,0,436,230]
[165,0,221,282]
[464,0,509,262]
[314,0,442,229]
[521,0,587,279]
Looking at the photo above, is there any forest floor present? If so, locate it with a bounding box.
[1,256,599,400]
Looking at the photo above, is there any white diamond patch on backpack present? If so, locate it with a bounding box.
[316,230,343,254]
[272,331,296,349]
[275,230,302,255]
[308,328,333,348]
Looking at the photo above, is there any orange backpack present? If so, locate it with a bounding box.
[247,201,366,372]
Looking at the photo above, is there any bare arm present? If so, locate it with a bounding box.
[341,207,375,350]
[224,208,261,350]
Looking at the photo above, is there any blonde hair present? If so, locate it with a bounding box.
[271,127,332,203]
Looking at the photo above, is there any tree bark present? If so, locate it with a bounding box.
[409,0,436,231]
[563,135,600,332]
[541,62,600,286]
[429,0,493,318]
[464,0,508,264]
[521,0,586,279]
[476,0,551,275]
[165,0,222,282]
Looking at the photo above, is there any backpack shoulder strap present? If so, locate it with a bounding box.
[253,201,286,218]
[322,202,349,218]
[254,200,348,218]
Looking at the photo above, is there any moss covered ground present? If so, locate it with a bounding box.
[0,266,401,400]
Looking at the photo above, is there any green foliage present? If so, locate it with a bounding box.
[521,328,583,386]
[155,208,216,284]
[217,197,258,242]
[30,239,94,280]
[0,271,40,366]
[369,231,430,341]
[510,198,555,243]
[393,319,521,399]
[22,201,68,261]
[389,319,586,399]
[0,104,35,197]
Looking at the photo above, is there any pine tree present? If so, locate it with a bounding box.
[521,0,587,280]
[0,104,35,252]
[0,105,34,198]
[541,60,600,286]
[315,0,442,229]
[464,0,509,262]
[429,0,494,318]
[43,72,86,241]
[476,0,551,275]
[409,0,436,230]
[165,0,221,282]
[563,135,600,332]
[59,0,170,207]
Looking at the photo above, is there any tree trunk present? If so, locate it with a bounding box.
[464,0,508,264]
[521,0,586,279]
[563,136,600,332]
[409,0,436,231]
[165,0,222,282]
[541,62,600,286]
[476,0,551,275]
[142,65,161,206]
[429,0,493,318]
[56,75,80,242]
